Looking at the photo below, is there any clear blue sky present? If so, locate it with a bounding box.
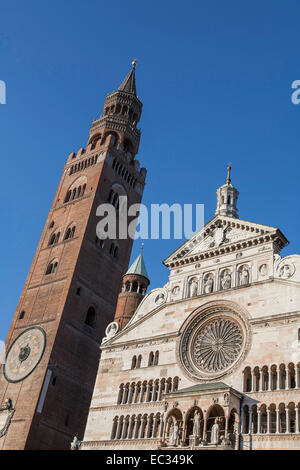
[1,0,300,340]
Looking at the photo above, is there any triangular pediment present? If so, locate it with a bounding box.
[163,215,288,267]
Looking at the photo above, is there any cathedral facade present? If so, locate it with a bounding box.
[82,168,300,450]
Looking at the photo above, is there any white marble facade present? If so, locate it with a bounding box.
[82,191,300,450]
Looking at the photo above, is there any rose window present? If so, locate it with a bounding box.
[192,319,243,372]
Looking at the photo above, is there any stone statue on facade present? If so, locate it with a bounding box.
[239,267,249,286]
[192,411,201,437]
[70,435,81,450]
[189,279,198,297]
[211,419,220,445]
[203,276,214,294]
[221,271,231,290]
[170,421,179,446]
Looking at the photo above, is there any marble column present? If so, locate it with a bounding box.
[139,417,146,439]
[133,384,139,404]
[285,406,290,433]
[259,368,264,392]
[286,368,290,390]
[151,417,158,438]
[240,407,244,434]
[127,385,134,404]
[248,410,252,434]
[116,418,122,440]
[157,381,163,401]
[151,383,157,402]
[203,418,207,442]
[133,418,139,439]
[160,415,165,438]
[257,410,261,434]
[171,379,176,392]
[145,384,151,402]
[128,418,134,439]
[276,407,280,434]
[164,380,169,394]
[296,367,300,389]
[122,387,128,404]
[145,416,152,438]
[266,409,270,434]
[122,420,128,439]
[268,371,272,391]
[225,416,229,438]
[295,406,299,434]
[139,384,145,403]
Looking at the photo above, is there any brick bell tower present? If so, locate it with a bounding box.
[114,251,150,329]
[0,61,146,450]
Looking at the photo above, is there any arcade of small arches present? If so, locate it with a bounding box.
[122,280,148,296]
[117,377,179,405]
[104,104,138,126]
[111,412,163,441]
[243,363,300,392]
[110,404,239,447]
[69,154,97,175]
[242,402,300,435]
[112,158,138,188]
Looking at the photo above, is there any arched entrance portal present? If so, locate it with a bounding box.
[206,404,225,443]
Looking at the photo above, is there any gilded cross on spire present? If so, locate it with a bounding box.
[226,162,232,184]
[132,58,138,68]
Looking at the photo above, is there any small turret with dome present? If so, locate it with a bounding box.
[215,165,239,218]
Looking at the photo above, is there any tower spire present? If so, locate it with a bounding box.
[226,162,232,184]
[118,59,138,95]
[215,165,239,219]
[88,60,143,160]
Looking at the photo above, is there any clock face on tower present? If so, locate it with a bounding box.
[4,327,46,383]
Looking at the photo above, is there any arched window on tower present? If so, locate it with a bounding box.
[48,231,60,246]
[65,176,87,204]
[85,307,96,328]
[154,351,159,366]
[64,226,76,241]
[45,260,58,275]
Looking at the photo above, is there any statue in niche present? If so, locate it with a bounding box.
[221,271,231,290]
[211,419,220,445]
[193,411,201,437]
[239,266,249,286]
[189,279,198,297]
[170,420,179,446]
[203,275,214,294]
